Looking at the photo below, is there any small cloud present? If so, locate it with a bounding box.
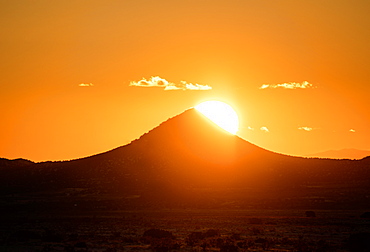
[349,129,356,132]
[259,81,315,89]
[260,84,270,89]
[180,81,212,91]
[298,126,313,131]
[247,126,254,131]
[260,126,269,132]
[130,76,168,87]
[130,76,212,91]
[79,83,94,87]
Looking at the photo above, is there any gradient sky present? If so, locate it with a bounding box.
[1,0,369,161]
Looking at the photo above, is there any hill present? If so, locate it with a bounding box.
[306,148,370,160]
[1,109,369,212]
[0,158,34,168]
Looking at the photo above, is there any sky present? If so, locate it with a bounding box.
[1,0,369,162]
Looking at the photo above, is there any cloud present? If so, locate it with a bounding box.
[298,126,313,131]
[79,83,94,87]
[130,76,212,91]
[130,76,168,87]
[259,81,315,89]
[247,126,255,131]
[180,81,212,91]
[349,129,356,132]
[260,126,269,132]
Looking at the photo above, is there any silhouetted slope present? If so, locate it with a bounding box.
[306,148,370,160]
[0,158,34,168]
[90,109,283,187]
[1,109,370,210]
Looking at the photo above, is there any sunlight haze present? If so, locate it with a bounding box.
[195,101,239,135]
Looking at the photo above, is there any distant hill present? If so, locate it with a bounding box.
[306,149,370,160]
[1,109,370,211]
[0,158,34,168]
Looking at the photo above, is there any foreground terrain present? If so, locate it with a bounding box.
[1,209,369,251]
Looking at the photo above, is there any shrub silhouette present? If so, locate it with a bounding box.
[220,243,238,252]
[142,229,177,251]
[204,229,219,238]
[249,218,263,224]
[149,238,180,252]
[360,212,370,218]
[186,229,220,246]
[143,229,174,239]
[348,232,370,252]
[305,211,316,217]
[186,231,204,246]
[9,230,40,242]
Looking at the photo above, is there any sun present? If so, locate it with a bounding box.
[195,101,239,135]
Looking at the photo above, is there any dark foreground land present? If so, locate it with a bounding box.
[1,209,370,252]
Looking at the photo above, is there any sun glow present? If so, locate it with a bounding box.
[195,101,239,135]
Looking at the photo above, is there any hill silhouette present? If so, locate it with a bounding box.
[0,158,34,168]
[306,148,370,160]
[1,109,369,211]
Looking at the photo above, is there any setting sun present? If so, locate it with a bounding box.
[195,101,239,135]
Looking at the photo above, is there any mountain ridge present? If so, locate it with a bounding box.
[306,148,370,160]
[0,157,34,168]
[0,108,369,210]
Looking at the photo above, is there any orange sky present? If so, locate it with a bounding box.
[1,0,369,161]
